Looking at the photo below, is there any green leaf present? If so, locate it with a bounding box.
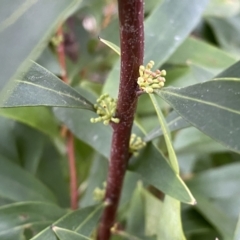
[0,62,94,110]
[0,0,78,90]
[188,195,234,240]
[0,202,66,240]
[204,0,240,17]
[167,37,236,75]
[37,47,61,76]
[144,0,209,65]
[206,13,240,57]
[164,65,212,89]
[156,79,240,153]
[80,154,108,208]
[37,142,70,208]
[149,94,179,173]
[103,0,209,97]
[13,122,46,174]
[188,163,240,240]
[144,111,190,142]
[0,107,59,138]
[0,117,21,162]
[119,171,141,208]
[31,204,103,240]
[0,155,56,203]
[126,183,145,236]
[143,188,186,240]
[54,107,112,159]
[52,227,91,240]
[217,60,240,78]
[182,207,213,236]
[175,127,227,175]
[129,144,195,204]
[157,196,186,240]
[234,215,240,240]
[99,37,120,55]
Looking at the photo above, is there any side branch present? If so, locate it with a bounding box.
[97,0,144,239]
[56,25,78,210]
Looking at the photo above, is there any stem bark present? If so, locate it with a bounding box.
[97,0,144,239]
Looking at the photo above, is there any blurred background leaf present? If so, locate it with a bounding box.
[0,202,66,240]
[0,0,80,90]
[0,62,94,110]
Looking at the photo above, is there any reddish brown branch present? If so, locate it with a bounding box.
[56,26,68,83]
[66,131,78,209]
[97,1,144,239]
[56,25,79,210]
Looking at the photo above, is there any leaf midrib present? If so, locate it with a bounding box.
[15,80,90,106]
[0,220,54,235]
[160,89,240,115]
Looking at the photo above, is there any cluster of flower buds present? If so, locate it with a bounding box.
[90,94,120,125]
[129,134,146,156]
[138,60,166,93]
[93,182,106,202]
[51,35,63,47]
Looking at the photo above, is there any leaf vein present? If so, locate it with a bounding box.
[161,90,240,115]
[15,80,88,105]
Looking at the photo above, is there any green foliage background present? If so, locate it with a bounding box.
[0,0,240,239]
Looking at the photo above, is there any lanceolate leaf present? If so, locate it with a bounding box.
[129,144,195,205]
[0,107,59,138]
[149,94,179,173]
[144,0,209,65]
[0,0,78,90]
[54,107,112,159]
[31,205,103,240]
[167,37,236,75]
[187,163,240,239]
[144,111,190,142]
[0,155,56,203]
[217,60,240,78]
[0,62,94,110]
[99,37,120,55]
[206,13,240,57]
[53,227,91,240]
[143,188,186,240]
[204,0,240,18]
[0,202,66,239]
[157,79,240,153]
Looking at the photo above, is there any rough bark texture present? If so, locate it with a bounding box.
[97,0,144,239]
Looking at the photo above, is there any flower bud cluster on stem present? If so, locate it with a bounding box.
[138,60,166,93]
[97,0,144,240]
[90,94,120,125]
[129,134,146,156]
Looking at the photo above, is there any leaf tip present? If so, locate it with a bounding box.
[191,198,197,206]
[51,225,58,232]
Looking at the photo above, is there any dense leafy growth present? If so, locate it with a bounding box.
[0,0,240,240]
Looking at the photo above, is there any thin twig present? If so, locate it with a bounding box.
[66,131,78,210]
[56,26,68,83]
[56,25,79,210]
